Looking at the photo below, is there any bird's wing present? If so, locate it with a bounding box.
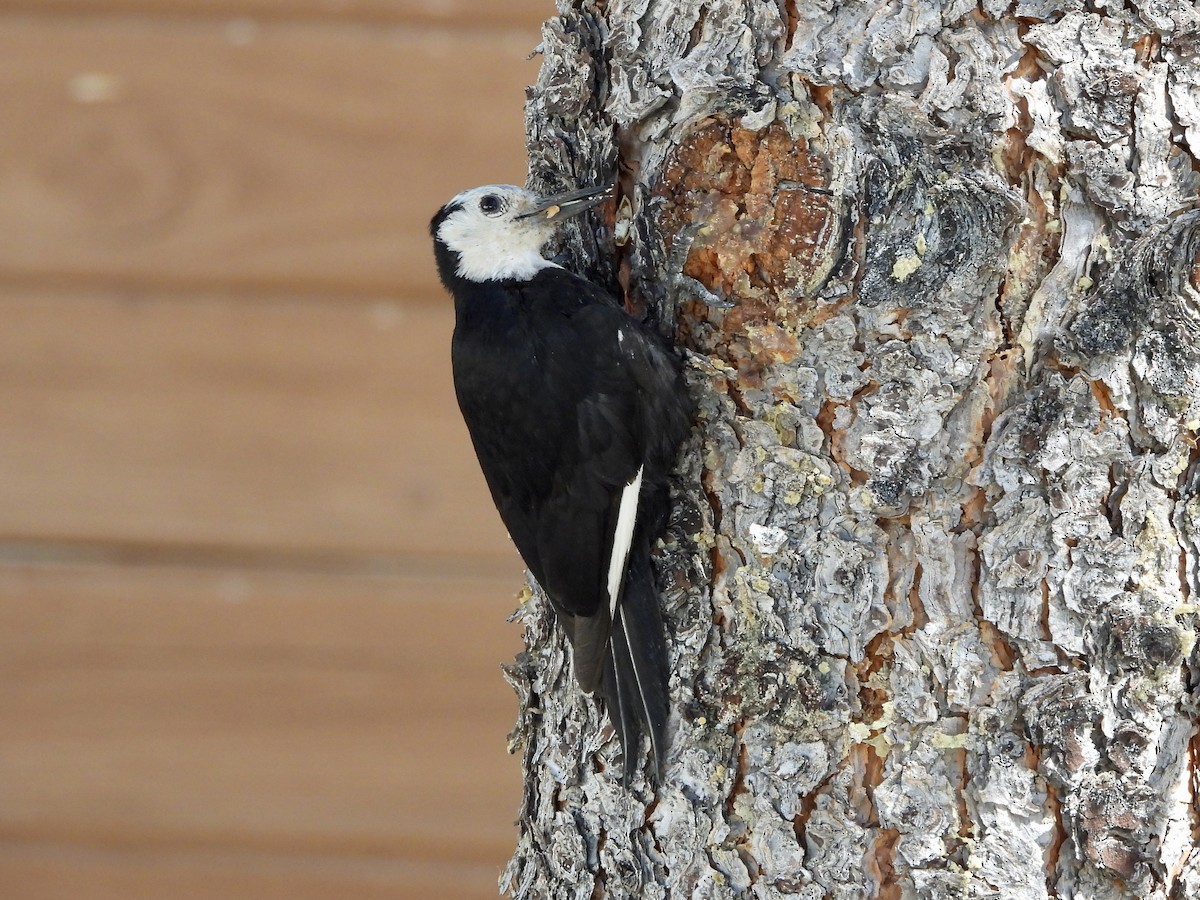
[452,270,688,693]
[532,293,691,690]
[531,303,647,613]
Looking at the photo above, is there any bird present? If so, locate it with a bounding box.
[429,182,693,781]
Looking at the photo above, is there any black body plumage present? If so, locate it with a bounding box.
[430,184,691,779]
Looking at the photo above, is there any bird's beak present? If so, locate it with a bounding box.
[518,184,614,221]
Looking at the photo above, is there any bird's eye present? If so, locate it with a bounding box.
[479,194,504,216]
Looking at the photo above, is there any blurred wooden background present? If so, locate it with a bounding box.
[0,3,547,897]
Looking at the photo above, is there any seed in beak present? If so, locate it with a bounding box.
[544,205,561,219]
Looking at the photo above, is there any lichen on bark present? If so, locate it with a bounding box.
[500,2,1200,898]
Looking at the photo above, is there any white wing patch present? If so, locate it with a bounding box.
[607,466,644,618]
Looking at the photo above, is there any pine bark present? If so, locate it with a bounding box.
[501,2,1200,898]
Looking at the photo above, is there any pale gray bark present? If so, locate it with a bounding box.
[501,2,1200,898]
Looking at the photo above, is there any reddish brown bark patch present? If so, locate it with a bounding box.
[656,118,844,380]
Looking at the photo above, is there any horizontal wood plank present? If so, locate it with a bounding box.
[8,1,550,29]
[0,846,506,900]
[0,289,519,562]
[0,562,528,898]
[0,18,539,296]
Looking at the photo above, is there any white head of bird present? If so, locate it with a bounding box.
[433,183,612,283]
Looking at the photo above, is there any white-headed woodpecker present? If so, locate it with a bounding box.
[430,183,692,780]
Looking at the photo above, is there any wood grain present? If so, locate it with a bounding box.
[7,1,550,29]
[0,561,527,898]
[0,289,518,563]
[0,848,508,900]
[0,18,539,296]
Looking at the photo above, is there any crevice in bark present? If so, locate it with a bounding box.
[1133,31,1161,64]
[979,619,1017,672]
[591,823,609,898]
[952,740,973,856]
[791,774,821,846]
[865,826,902,900]
[1039,577,1054,645]
[699,465,732,587]
[821,395,872,487]
[782,0,799,53]
[684,6,708,59]
[1039,745,1068,898]
[723,736,750,820]
[1103,460,1128,539]
[858,632,894,725]
[1188,726,1200,847]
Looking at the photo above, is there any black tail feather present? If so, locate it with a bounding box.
[601,542,669,783]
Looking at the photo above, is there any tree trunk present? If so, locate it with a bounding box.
[501,2,1200,897]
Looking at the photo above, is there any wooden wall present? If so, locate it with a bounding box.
[0,3,547,897]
